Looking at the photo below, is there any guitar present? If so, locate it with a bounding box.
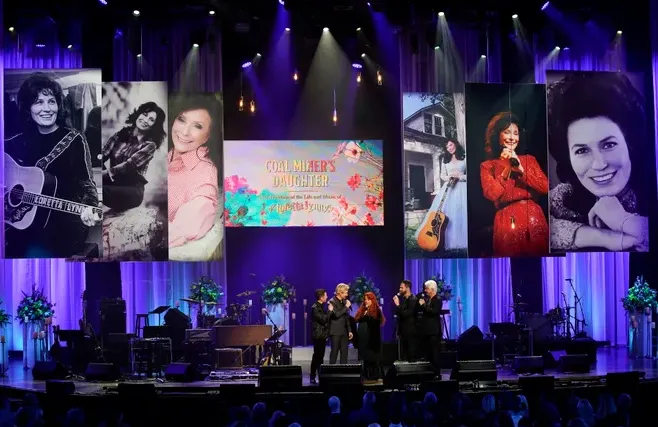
[4,152,102,231]
[79,291,103,362]
[416,176,458,252]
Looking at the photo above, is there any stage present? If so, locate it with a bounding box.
[0,347,656,397]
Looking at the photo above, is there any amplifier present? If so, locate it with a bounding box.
[214,348,243,369]
[185,328,212,342]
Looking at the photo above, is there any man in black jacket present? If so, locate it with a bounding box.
[393,280,417,361]
[328,283,353,364]
[417,279,441,375]
[310,288,329,384]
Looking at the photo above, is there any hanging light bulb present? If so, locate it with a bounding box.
[510,217,516,230]
[238,96,244,112]
[376,69,382,86]
[356,72,362,85]
[249,100,255,115]
[332,109,338,126]
[293,69,299,82]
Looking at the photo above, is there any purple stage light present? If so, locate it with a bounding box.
[352,63,363,69]
[36,43,45,48]
[541,2,549,11]
[279,0,284,5]
[241,61,252,69]
[98,0,107,4]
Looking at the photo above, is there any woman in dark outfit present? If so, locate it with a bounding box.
[102,101,166,211]
[354,291,385,381]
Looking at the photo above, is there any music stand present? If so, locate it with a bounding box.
[149,306,170,326]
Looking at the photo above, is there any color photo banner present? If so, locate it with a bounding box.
[546,71,649,253]
[224,140,384,226]
[403,92,468,259]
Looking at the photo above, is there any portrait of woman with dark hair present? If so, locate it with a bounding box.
[547,71,649,252]
[414,139,468,252]
[167,93,224,261]
[102,101,167,210]
[479,112,550,257]
[4,70,102,259]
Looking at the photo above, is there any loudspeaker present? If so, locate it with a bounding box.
[384,362,434,389]
[165,363,200,382]
[32,361,68,381]
[558,354,590,373]
[45,380,75,395]
[606,371,641,392]
[85,363,120,381]
[319,364,362,389]
[221,383,256,401]
[259,365,302,391]
[439,351,458,369]
[518,375,554,394]
[513,356,544,374]
[458,326,484,342]
[566,338,597,364]
[450,360,497,381]
[164,308,192,329]
[117,383,156,396]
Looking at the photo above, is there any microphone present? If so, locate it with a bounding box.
[565,278,573,282]
[510,158,520,168]
[261,308,268,315]
[516,294,522,299]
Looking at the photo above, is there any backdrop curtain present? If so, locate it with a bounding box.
[652,0,658,196]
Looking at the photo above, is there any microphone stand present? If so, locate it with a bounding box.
[568,279,587,337]
[263,310,281,365]
[561,292,573,340]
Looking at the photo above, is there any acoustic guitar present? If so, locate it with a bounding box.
[416,176,457,252]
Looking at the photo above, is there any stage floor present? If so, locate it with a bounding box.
[0,347,655,396]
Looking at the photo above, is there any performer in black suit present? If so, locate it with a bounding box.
[328,283,353,364]
[310,288,329,384]
[393,280,417,361]
[417,279,441,375]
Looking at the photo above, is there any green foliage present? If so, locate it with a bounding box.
[349,274,381,304]
[17,286,55,324]
[425,275,453,302]
[262,276,296,306]
[189,276,224,304]
[0,302,11,329]
[622,276,657,313]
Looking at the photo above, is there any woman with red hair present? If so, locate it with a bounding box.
[355,292,385,382]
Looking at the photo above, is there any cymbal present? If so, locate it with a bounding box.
[236,290,256,297]
[181,298,217,305]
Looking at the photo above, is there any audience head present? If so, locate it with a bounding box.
[617,393,632,412]
[64,408,86,427]
[363,391,376,408]
[328,396,341,413]
[597,393,617,419]
[482,394,497,413]
[567,418,589,427]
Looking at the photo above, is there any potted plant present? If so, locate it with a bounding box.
[425,275,454,302]
[189,276,224,305]
[349,274,381,305]
[17,286,55,326]
[622,276,656,358]
[261,276,296,345]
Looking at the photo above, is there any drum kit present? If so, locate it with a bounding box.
[181,290,257,328]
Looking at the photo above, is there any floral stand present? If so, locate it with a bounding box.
[628,311,653,359]
[265,303,290,346]
[441,300,451,340]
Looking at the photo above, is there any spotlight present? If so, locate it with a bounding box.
[98,0,107,4]
[209,10,216,16]
[361,53,366,58]
[512,14,518,19]
[617,30,622,35]
[133,10,140,17]
[541,2,550,11]
[555,46,560,50]
[238,96,244,111]
[193,43,199,48]
[481,54,486,58]
[136,53,142,58]
[36,43,45,48]
[249,100,256,115]
[356,27,362,32]
[241,61,252,68]
[351,63,363,69]
[438,12,444,17]
[256,53,262,57]
[434,45,440,50]
[293,70,299,82]
[8,27,14,32]
[323,27,329,32]
[376,69,382,86]
[332,109,338,125]
[279,0,284,4]
[285,27,291,32]
[563,47,570,51]
[67,44,73,49]
[356,73,362,85]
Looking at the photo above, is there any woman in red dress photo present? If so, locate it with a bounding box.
[479,112,549,257]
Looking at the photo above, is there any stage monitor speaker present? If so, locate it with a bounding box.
[165,362,200,382]
[85,363,120,381]
[117,383,156,396]
[566,338,597,364]
[458,325,484,342]
[259,365,302,391]
[558,354,590,373]
[439,351,458,369]
[221,383,256,401]
[606,371,642,392]
[32,361,68,381]
[513,356,544,374]
[518,375,555,394]
[450,360,497,382]
[45,380,75,395]
[384,362,434,389]
[319,364,362,389]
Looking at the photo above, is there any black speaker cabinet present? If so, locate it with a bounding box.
[450,360,497,381]
[45,380,75,395]
[458,325,484,342]
[606,371,641,392]
[165,362,200,382]
[384,362,435,389]
[32,361,68,381]
[518,375,555,394]
[513,356,544,374]
[319,364,362,389]
[258,365,302,391]
[558,354,590,373]
[85,363,120,381]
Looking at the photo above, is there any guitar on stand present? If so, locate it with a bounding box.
[416,177,457,252]
[79,291,103,361]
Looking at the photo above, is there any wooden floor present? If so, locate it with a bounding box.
[0,347,656,396]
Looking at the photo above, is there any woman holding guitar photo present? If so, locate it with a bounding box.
[4,71,101,259]
[414,140,468,256]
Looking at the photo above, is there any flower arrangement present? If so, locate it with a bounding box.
[426,276,453,302]
[262,275,296,306]
[189,276,224,304]
[622,276,657,313]
[16,286,55,324]
[0,302,11,329]
[349,274,382,304]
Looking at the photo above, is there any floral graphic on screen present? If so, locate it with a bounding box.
[224,140,384,227]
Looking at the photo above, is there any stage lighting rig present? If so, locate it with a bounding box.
[376,69,382,86]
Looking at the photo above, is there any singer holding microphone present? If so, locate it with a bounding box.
[417,280,441,375]
[480,112,549,257]
[355,292,385,381]
[393,280,417,361]
[328,283,353,364]
[310,289,329,384]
